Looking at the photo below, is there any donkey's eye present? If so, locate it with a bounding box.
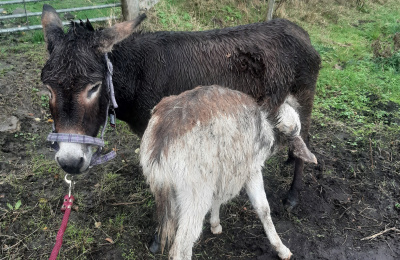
[87,84,101,99]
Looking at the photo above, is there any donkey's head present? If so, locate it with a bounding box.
[41,4,145,174]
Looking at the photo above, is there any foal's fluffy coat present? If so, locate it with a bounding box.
[140,85,314,259]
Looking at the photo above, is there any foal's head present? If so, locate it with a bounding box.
[41,4,145,173]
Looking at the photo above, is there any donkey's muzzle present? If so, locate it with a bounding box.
[56,155,85,174]
[53,142,92,174]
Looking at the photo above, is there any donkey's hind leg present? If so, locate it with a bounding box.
[210,199,223,234]
[245,171,292,260]
[169,189,212,260]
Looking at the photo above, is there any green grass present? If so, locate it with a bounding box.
[294,1,400,138]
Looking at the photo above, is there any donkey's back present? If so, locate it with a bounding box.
[115,18,320,132]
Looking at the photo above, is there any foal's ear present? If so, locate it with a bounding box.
[98,13,147,53]
[41,4,64,53]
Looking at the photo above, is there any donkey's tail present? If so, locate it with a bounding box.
[154,184,177,253]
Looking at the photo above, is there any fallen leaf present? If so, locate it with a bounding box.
[135,148,140,154]
[47,119,54,123]
[334,64,343,70]
[95,222,101,228]
[28,113,34,116]
[43,226,48,231]
[105,238,114,244]
[34,118,41,122]
[72,205,79,211]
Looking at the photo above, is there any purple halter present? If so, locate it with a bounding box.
[47,54,118,167]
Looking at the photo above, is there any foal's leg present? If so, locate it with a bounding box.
[169,190,212,260]
[245,172,292,260]
[210,199,223,234]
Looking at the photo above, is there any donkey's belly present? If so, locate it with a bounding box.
[213,175,248,203]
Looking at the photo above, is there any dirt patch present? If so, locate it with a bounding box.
[0,42,399,260]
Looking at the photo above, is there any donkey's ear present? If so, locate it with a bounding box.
[42,4,64,53]
[98,13,147,53]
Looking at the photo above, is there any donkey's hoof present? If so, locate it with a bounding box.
[211,224,222,234]
[149,234,161,254]
[283,192,298,212]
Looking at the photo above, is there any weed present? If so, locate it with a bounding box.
[63,224,95,256]
[6,200,22,211]
[40,94,49,109]
[30,31,44,43]
[122,248,137,260]
[14,132,39,141]
[107,213,127,234]
[32,154,61,177]
[373,52,400,72]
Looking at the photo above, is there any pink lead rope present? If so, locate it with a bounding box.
[49,175,75,260]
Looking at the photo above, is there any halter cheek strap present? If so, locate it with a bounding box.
[47,54,118,167]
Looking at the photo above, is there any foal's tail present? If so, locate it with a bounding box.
[154,184,177,253]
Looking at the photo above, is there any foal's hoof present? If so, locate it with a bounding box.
[149,234,161,254]
[211,224,222,235]
[278,248,293,260]
[282,253,294,260]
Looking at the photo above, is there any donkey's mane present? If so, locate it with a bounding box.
[68,19,95,32]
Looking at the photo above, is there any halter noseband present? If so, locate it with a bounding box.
[47,53,118,167]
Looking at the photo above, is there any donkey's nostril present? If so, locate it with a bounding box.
[77,156,84,169]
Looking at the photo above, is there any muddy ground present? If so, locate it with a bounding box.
[0,39,399,260]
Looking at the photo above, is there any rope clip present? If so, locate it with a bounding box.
[64,174,75,198]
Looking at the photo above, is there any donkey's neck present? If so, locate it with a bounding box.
[107,45,153,136]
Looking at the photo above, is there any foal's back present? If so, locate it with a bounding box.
[140,85,274,191]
